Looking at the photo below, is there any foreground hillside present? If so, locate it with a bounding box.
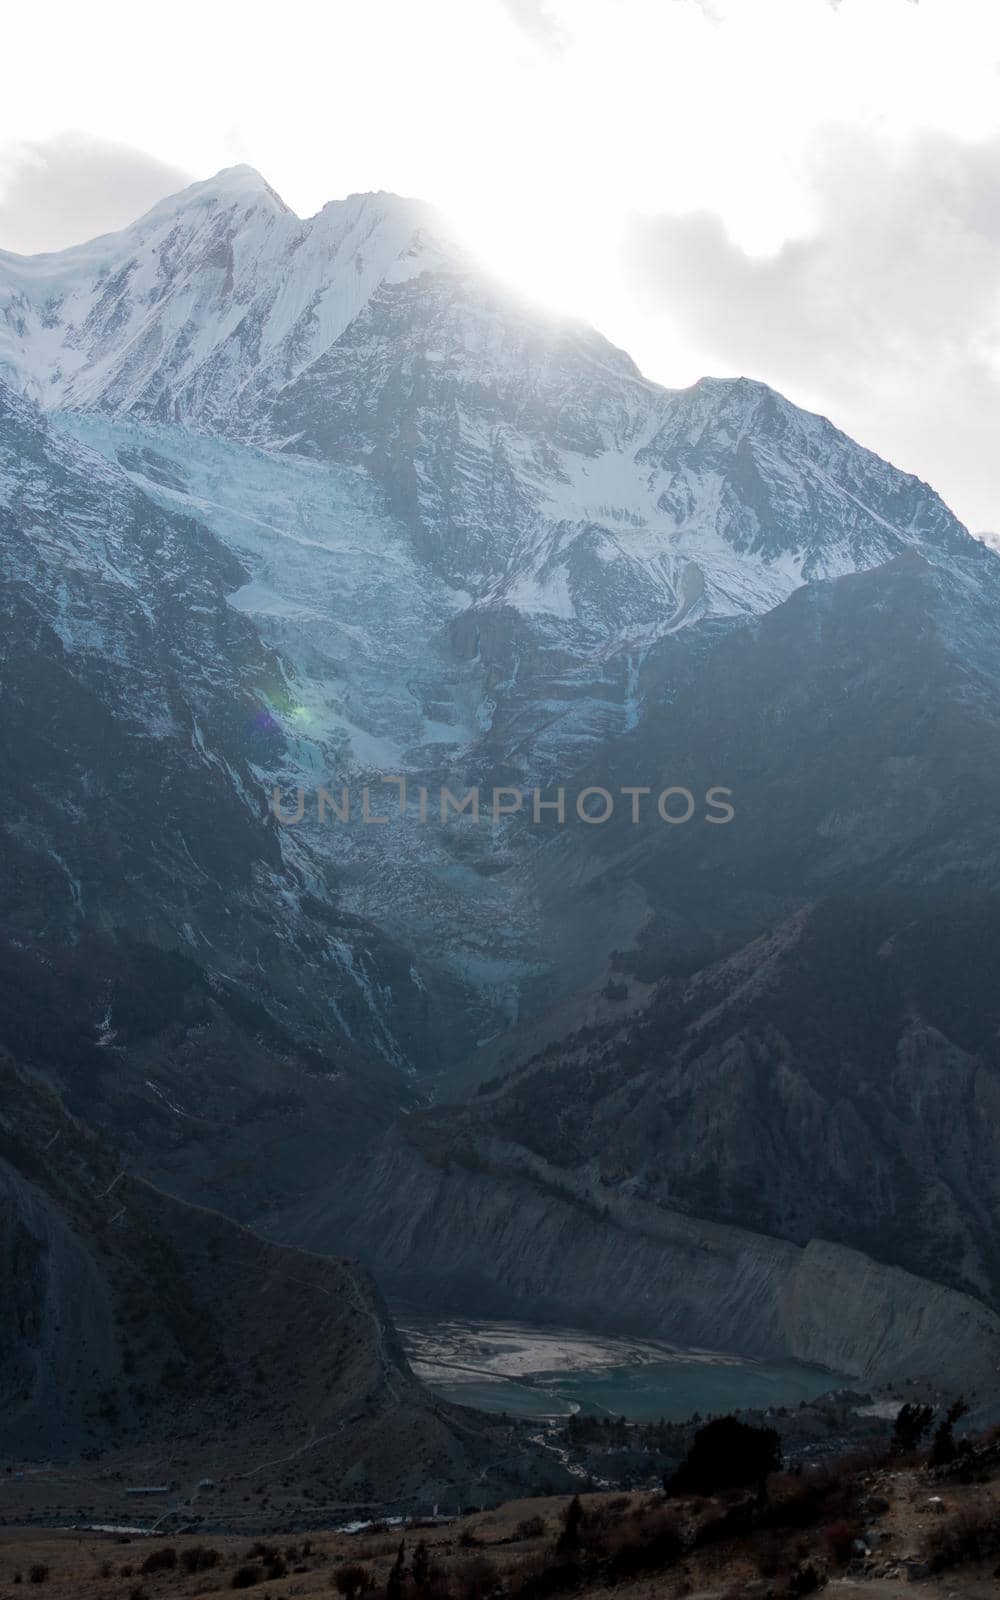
[3,1427,1000,1599]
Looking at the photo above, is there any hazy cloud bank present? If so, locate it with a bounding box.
[1,117,998,534]
[0,132,189,254]
[625,129,1000,532]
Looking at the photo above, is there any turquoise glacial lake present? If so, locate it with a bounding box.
[399,1317,844,1423]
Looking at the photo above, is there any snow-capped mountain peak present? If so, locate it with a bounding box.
[138,162,292,220]
[0,168,980,704]
[0,169,459,422]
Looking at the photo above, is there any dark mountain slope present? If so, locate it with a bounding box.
[0,1057,557,1510]
[266,552,1000,1379]
[475,892,1000,1296]
[271,889,1000,1396]
[458,543,1000,1087]
[0,381,449,1210]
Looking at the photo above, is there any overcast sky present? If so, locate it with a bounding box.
[2,0,1000,531]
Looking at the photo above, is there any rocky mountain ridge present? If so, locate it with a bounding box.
[1,168,976,654]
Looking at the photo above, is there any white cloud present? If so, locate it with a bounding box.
[498,0,567,50]
[623,129,1000,531]
[0,133,189,255]
[3,0,1000,527]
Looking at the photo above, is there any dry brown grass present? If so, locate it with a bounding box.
[923,1490,1000,1571]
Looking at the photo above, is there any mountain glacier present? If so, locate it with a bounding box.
[3,165,1000,1318]
[0,168,977,806]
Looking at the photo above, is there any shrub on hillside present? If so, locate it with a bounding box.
[516,1515,547,1539]
[761,1465,849,1531]
[456,1555,499,1600]
[181,1546,221,1573]
[555,1495,584,1557]
[891,1402,933,1455]
[822,1518,862,1567]
[786,1561,824,1595]
[603,1505,684,1579]
[335,1561,372,1599]
[924,1496,1000,1570]
[929,1398,970,1467]
[140,1547,176,1574]
[666,1417,781,1498]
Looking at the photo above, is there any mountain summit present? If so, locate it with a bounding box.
[0,170,974,612]
[0,171,449,421]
